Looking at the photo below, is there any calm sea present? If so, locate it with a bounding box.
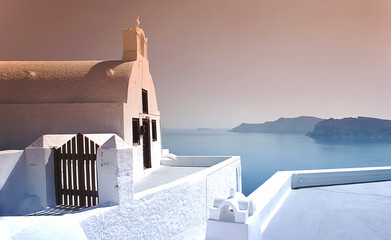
[162,129,391,196]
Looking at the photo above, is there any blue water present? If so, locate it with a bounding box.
[162,129,391,196]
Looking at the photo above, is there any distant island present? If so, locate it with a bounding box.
[307,117,391,141]
[197,128,212,131]
[230,116,322,134]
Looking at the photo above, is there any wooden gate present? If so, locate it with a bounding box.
[54,133,99,207]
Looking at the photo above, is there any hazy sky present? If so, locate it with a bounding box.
[1,0,390,128]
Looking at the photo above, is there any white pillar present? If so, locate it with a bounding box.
[97,135,133,205]
[24,146,56,209]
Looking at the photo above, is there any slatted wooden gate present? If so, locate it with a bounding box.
[54,133,99,207]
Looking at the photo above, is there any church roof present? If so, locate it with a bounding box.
[0,60,135,104]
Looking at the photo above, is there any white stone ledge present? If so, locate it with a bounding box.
[291,166,391,189]
[161,156,233,167]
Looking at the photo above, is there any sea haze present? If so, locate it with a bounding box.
[162,129,391,196]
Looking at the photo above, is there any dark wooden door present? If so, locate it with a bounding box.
[54,133,99,207]
[142,118,151,169]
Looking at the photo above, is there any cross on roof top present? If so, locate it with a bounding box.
[136,16,140,27]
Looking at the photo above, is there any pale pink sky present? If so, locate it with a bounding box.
[1,0,390,128]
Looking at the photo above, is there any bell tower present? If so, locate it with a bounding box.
[122,17,148,61]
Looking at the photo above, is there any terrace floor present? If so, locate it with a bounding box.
[133,165,207,193]
[262,180,391,240]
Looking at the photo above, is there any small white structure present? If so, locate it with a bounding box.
[209,188,254,224]
[206,188,259,240]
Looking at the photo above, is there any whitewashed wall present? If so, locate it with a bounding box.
[0,150,26,216]
[0,103,124,151]
[79,156,241,239]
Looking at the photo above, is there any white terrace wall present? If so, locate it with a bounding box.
[79,156,242,239]
[0,150,26,216]
[2,155,241,239]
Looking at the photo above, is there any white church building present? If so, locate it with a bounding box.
[0,19,242,239]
